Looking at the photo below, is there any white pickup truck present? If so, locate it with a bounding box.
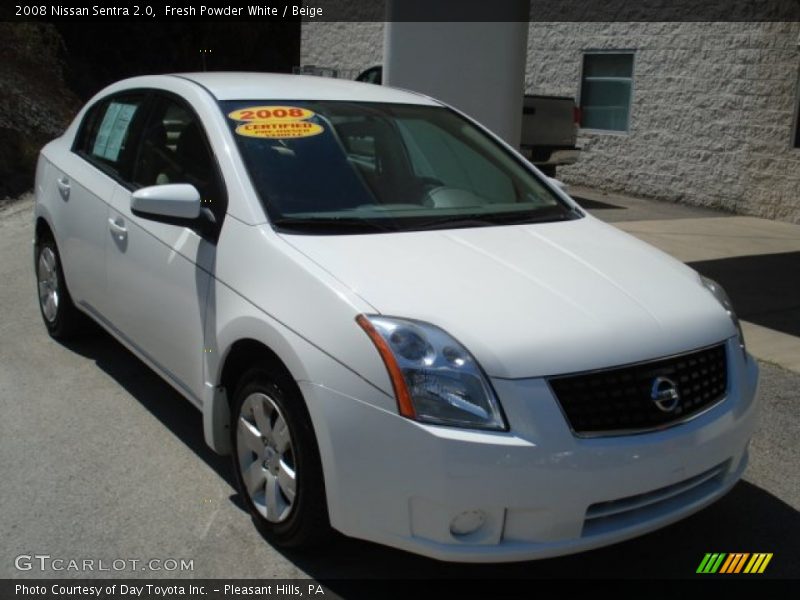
[519,94,581,177]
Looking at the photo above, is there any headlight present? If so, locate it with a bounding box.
[356,315,507,431]
[700,275,746,352]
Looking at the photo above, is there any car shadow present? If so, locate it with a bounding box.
[59,328,800,582]
[689,251,800,338]
[59,325,235,489]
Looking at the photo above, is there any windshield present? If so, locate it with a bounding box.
[221,100,578,234]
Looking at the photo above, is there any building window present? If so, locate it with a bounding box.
[579,52,635,132]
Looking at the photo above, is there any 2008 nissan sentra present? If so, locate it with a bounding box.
[33,73,759,562]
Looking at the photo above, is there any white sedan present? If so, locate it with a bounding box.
[34,73,759,562]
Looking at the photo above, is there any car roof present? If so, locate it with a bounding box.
[173,72,441,105]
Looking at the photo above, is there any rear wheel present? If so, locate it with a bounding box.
[35,237,85,339]
[231,368,331,548]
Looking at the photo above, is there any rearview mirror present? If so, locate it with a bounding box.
[131,184,201,220]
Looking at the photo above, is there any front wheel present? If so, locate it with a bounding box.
[231,368,331,548]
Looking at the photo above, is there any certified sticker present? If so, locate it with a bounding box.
[228,106,315,122]
[234,121,324,139]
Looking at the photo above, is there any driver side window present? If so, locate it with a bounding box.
[132,96,227,223]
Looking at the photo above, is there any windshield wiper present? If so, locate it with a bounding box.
[411,208,578,231]
[501,209,581,224]
[271,216,394,234]
[411,218,497,231]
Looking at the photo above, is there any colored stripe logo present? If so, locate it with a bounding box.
[697,553,773,574]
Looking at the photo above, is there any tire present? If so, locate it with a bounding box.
[230,367,331,548]
[35,236,86,339]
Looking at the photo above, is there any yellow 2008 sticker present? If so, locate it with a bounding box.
[228,106,315,122]
[235,121,324,139]
[229,106,322,139]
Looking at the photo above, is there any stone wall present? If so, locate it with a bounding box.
[301,21,800,222]
[528,22,800,222]
[300,22,384,79]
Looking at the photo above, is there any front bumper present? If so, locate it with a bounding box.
[302,339,759,562]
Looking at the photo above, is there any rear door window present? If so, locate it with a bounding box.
[74,93,147,181]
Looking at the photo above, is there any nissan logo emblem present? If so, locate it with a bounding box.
[650,376,681,412]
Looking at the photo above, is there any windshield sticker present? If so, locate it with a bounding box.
[234,121,324,139]
[228,106,315,122]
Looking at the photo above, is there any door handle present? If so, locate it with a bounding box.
[108,218,128,237]
[56,177,70,200]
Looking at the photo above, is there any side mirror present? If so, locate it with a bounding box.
[548,177,568,191]
[131,184,201,220]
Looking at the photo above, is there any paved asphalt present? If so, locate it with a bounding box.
[1,195,798,583]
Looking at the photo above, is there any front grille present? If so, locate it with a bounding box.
[548,344,728,436]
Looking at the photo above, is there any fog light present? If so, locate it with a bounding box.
[449,510,486,537]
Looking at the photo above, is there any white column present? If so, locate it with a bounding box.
[383,10,528,147]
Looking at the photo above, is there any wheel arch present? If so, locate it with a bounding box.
[35,216,55,243]
[34,216,56,273]
[220,339,300,402]
[204,329,312,456]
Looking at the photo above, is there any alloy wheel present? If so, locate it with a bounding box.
[37,247,60,323]
[236,392,297,523]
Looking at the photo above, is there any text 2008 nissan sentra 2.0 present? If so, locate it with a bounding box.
[33,73,758,562]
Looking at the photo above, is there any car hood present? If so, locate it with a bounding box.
[280,217,734,378]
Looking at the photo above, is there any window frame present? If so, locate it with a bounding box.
[577,50,636,135]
